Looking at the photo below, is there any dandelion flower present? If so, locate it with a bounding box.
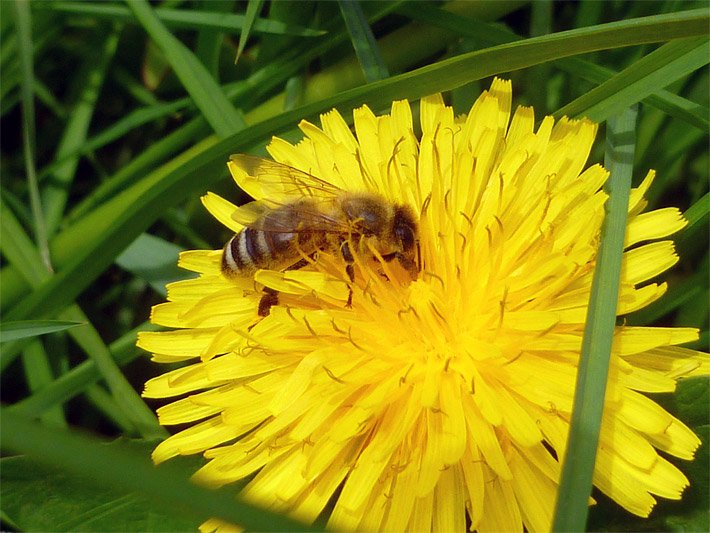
[138,79,708,532]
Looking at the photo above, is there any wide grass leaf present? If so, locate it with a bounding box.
[0,442,204,532]
[0,414,312,532]
[47,2,324,36]
[0,320,83,342]
[116,233,188,297]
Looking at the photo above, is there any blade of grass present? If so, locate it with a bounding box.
[42,98,189,173]
[338,0,390,82]
[115,233,188,297]
[47,2,324,36]
[11,0,50,271]
[127,0,244,137]
[0,320,84,342]
[51,0,426,225]
[235,0,264,64]
[58,304,166,439]
[112,64,160,106]
[2,8,706,328]
[8,321,158,419]
[0,199,165,438]
[552,105,639,532]
[628,268,705,326]
[41,25,120,236]
[0,410,314,533]
[555,37,709,122]
[65,118,206,223]
[37,1,479,219]
[677,192,709,250]
[33,77,66,118]
[396,2,709,131]
[21,341,68,427]
[195,0,235,76]
[84,384,137,434]
[527,0,553,111]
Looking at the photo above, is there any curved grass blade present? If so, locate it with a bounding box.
[552,106,638,532]
[127,0,244,137]
[11,0,50,271]
[555,37,709,122]
[41,25,120,236]
[235,0,264,64]
[338,0,390,82]
[0,199,164,438]
[8,321,157,420]
[1,410,314,533]
[398,2,708,130]
[0,320,83,343]
[46,2,324,36]
[677,192,709,249]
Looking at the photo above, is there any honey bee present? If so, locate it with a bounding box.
[222,155,420,316]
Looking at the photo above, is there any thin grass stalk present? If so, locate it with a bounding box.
[552,105,638,531]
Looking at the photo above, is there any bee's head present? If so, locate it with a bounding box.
[392,205,420,276]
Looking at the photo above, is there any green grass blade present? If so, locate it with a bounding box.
[559,58,709,131]
[628,267,706,325]
[34,2,490,224]
[338,0,390,82]
[65,118,206,223]
[48,2,324,36]
[555,37,709,122]
[552,106,638,532]
[21,341,68,427]
[0,199,164,439]
[33,77,66,118]
[41,25,120,236]
[195,0,235,76]
[0,198,50,285]
[397,2,708,130]
[0,320,83,342]
[0,410,314,532]
[84,384,137,434]
[11,0,50,271]
[115,233,187,296]
[43,98,189,172]
[8,321,157,419]
[235,0,264,64]
[58,306,166,439]
[127,0,244,137]
[679,192,709,244]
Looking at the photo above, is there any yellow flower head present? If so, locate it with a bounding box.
[138,79,707,532]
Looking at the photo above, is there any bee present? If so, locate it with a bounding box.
[222,155,420,316]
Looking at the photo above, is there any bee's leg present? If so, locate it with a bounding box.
[258,287,279,317]
[381,251,418,279]
[257,255,317,317]
[339,240,355,307]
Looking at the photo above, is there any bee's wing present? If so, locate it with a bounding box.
[230,201,271,227]
[256,206,354,235]
[230,155,343,205]
[231,202,351,233]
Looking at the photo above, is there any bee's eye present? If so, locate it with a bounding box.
[393,223,414,251]
[393,207,417,251]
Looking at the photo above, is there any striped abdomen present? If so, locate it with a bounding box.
[221,202,327,277]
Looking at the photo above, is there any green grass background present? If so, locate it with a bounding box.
[1,1,707,531]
